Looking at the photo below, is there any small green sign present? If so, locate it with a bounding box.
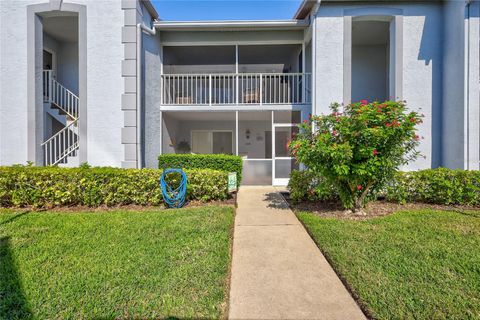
[228,172,237,193]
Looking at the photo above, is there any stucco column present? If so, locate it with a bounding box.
[121,0,140,168]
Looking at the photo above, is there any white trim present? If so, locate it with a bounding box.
[159,104,309,112]
[273,123,297,127]
[301,42,306,73]
[160,40,305,46]
[464,9,469,169]
[343,16,352,104]
[311,11,317,120]
[272,122,296,186]
[273,178,290,186]
[243,158,273,161]
[159,111,163,155]
[235,111,239,156]
[43,46,57,77]
[154,19,309,31]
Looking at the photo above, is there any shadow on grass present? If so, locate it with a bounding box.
[450,209,480,219]
[0,236,32,319]
[96,317,206,320]
[0,211,30,226]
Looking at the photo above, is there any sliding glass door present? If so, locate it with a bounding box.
[191,130,233,155]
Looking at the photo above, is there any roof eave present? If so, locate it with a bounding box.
[153,19,310,31]
[141,0,159,20]
[293,0,318,19]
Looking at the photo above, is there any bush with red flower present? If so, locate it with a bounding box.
[289,100,422,212]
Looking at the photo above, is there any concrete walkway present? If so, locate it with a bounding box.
[228,186,366,320]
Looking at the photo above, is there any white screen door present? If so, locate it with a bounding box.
[272,124,299,186]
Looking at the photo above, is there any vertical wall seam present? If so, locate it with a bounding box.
[343,15,352,105]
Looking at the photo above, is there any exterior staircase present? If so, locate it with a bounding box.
[42,70,79,166]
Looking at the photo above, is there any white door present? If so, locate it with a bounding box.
[272,124,299,186]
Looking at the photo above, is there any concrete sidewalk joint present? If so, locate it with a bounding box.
[228,186,366,320]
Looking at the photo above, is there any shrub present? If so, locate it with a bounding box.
[288,170,338,203]
[385,168,480,206]
[0,166,229,208]
[158,154,243,185]
[289,100,422,212]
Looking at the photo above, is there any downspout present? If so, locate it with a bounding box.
[311,0,321,132]
[136,22,156,168]
[464,0,471,169]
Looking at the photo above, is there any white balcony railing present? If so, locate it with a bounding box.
[161,73,311,105]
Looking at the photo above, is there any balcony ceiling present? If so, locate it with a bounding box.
[164,111,273,122]
[352,21,389,46]
[43,16,78,43]
[164,46,235,65]
[164,44,301,66]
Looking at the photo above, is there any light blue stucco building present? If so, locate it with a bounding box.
[0,0,479,185]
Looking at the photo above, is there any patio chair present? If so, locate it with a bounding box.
[243,87,260,103]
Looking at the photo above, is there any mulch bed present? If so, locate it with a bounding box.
[2,199,235,213]
[281,192,480,220]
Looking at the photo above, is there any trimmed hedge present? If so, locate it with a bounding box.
[288,170,338,203]
[385,168,480,206]
[289,168,480,206]
[159,154,243,185]
[0,166,229,208]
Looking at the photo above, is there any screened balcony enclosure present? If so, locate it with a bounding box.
[162,45,311,106]
[161,110,302,185]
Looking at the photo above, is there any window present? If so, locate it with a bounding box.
[191,130,233,155]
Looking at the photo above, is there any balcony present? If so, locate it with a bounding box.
[161,73,311,106]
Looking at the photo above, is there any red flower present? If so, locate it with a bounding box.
[391,120,400,127]
[360,99,368,105]
[357,185,363,191]
[303,119,308,124]
[373,149,378,156]
[332,130,337,136]
[386,123,392,127]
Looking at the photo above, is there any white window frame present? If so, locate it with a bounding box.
[43,46,57,78]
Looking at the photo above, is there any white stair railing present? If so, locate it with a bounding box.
[43,70,79,119]
[42,70,80,166]
[41,120,79,166]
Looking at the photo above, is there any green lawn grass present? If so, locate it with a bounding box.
[0,206,234,319]
[297,209,480,319]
